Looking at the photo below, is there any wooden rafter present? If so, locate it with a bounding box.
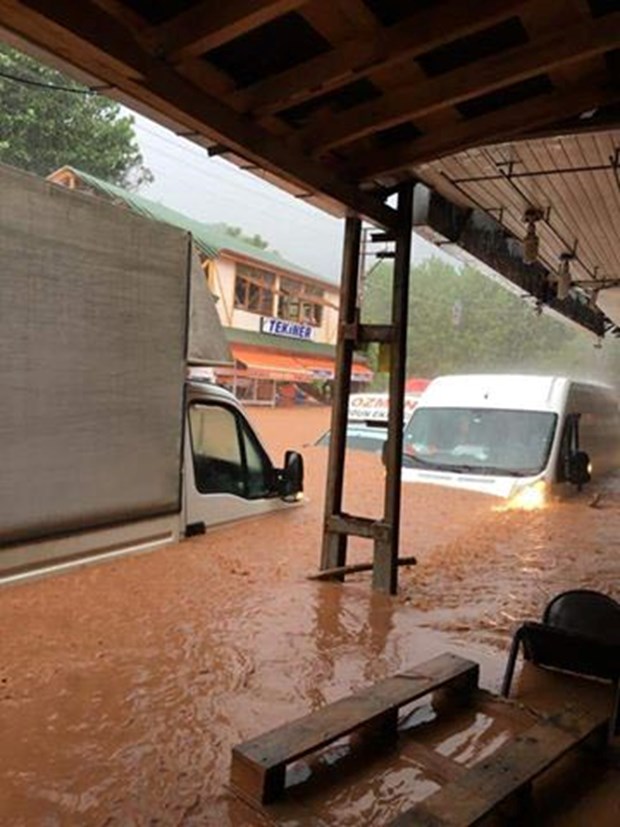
[353,78,620,181]
[144,0,308,62]
[1,0,618,239]
[231,0,529,116]
[175,58,237,100]
[90,0,145,32]
[302,12,620,154]
[1,0,398,229]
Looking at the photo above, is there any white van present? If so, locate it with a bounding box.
[401,375,620,506]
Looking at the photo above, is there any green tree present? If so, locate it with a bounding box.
[363,254,620,385]
[0,45,152,188]
[214,223,271,250]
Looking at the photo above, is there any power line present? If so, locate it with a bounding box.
[0,68,99,95]
[136,120,319,211]
[136,126,338,230]
[132,132,342,277]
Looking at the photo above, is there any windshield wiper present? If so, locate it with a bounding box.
[403,455,538,476]
[472,466,534,477]
[403,456,478,473]
[402,454,448,471]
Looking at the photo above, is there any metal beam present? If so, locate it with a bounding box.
[411,183,608,337]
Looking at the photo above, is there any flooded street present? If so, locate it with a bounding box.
[0,406,618,825]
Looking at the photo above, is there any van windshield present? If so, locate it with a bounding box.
[403,408,558,476]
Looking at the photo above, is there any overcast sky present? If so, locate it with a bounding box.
[131,111,456,283]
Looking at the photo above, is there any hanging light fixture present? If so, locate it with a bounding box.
[522,207,544,264]
[588,288,600,310]
[556,253,573,300]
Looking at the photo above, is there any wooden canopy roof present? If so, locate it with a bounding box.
[1,1,619,327]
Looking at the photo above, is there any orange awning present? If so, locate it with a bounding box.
[351,362,374,382]
[295,354,373,382]
[226,345,313,381]
[294,355,335,378]
[219,345,373,383]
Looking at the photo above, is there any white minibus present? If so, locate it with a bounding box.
[401,375,620,507]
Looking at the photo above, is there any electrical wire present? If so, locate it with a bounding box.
[0,69,342,270]
[0,68,99,95]
[135,122,341,232]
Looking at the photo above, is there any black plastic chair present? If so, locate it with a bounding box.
[501,590,620,740]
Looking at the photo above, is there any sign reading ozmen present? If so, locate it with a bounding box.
[260,316,314,340]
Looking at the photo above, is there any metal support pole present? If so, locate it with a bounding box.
[320,216,362,574]
[373,183,414,594]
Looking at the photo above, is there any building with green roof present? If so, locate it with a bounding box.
[49,166,372,404]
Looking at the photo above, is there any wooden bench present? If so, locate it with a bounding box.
[230,652,479,804]
[389,705,610,826]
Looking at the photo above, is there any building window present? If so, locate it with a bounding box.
[234,264,275,315]
[278,277,324,327]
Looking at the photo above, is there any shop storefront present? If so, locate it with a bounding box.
[215,333,373,406]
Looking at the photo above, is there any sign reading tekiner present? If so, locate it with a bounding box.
[260,316,314,340]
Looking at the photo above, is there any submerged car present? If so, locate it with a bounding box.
[315,392,421,454]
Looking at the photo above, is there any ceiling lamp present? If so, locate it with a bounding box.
[522,207,544,264]
[588,288,600,310]
[557,253,573,300]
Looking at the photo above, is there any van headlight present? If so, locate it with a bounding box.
[507,480,547,511]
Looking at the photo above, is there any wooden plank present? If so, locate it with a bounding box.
[144,0,307,62]
[307,555,416,581]
[354,78,620,180]
[231,0,529,116]
[404,741,466,785]
[175,58,236,100]
[373,184,412,595]
[90,0,146,31]
[320,216,361,574]
[327,514,391,541]
[390,706,609,826]
[303,12,620,153]
[230,653,479,804]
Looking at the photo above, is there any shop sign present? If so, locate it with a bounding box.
[261,316,314,340]
[348,393,420,422]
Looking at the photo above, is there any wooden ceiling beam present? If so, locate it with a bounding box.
[353,78,620,181]
[0,0,398,229]
[175,58,237,100]
[332,0,379,33]
[231,0,529,116]
[90,1,146,32]
[303,12,620,154]
[143,0,308,63]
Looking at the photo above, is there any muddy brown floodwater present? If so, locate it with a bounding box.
[0,406,618,825]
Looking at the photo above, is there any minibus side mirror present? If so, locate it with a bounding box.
[277,450,304,499]
[568,450,591,487]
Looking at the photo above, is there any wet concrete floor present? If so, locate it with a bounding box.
[0,406,618,825]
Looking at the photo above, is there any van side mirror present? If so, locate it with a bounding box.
[568,450,591,487]
[278,450,304,500]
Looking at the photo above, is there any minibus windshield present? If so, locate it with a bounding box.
[403,408,558,476]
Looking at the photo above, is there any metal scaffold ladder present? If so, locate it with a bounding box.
[320,183,413,594]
